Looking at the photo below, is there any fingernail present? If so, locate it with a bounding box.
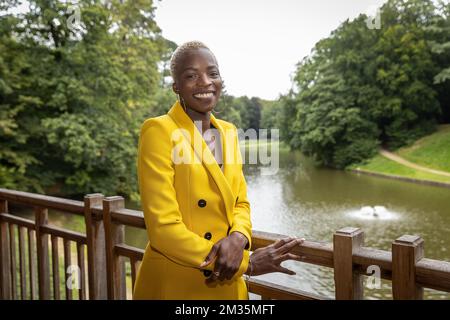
[199,261,207,267]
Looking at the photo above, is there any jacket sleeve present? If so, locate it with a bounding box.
[138,118,250,277]
[227,125,252,251]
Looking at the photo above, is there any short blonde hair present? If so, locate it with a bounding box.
[170,41,218,80]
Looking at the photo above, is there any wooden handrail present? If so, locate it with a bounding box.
[0,213,36,230]
[1,188,450,300]
[0,188,85,216]
[248,277,332,300]
[40,225,86,245]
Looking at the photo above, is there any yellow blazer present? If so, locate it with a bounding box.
[133,100,252,299]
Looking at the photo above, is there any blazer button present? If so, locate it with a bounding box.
[204,232,212,240]
[203,270,212,277]
[198,199,207,208]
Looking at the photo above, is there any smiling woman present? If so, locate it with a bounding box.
[132,41,304,300]
[170,42,222,118]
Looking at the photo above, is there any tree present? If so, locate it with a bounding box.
[284,0,448,168]
[428,0,450,122]
[372,0,441,147]
[0,0,172,199]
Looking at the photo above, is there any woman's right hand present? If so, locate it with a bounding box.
[247,237,305,276]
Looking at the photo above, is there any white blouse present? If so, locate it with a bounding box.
[202,124,223,171]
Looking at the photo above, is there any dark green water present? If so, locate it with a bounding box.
[11,146,450,299]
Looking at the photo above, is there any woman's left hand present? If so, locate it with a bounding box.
[200,232,248,283]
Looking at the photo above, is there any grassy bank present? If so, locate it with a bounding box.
[350,154,450,184]
[349,125,450,185]
[396,124,450,173]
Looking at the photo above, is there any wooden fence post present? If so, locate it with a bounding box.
[333,227,364,300]
[35,207,50,300]
[84,193,107,300]
[103,196,126,300]
[392,235,424,299]
[0,199,11,299]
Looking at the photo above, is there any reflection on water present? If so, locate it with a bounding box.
[10,146,450,299]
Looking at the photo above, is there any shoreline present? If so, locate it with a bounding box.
[348,168,450,189]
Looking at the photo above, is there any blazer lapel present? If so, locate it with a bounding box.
[168,100,235,226]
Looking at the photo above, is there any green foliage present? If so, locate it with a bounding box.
[215,94,262,134]
[293,68,380,168]
[213,92,242,127]
[428,1,450,122]
[260,99,278,129]
[282,0,450,168]
[0,0,173,197]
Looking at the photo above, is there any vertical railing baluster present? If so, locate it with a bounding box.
[35,207,50,300]
[103,196,126,300]
[9,224,17,300]
[130,257,141,294]
[28,229,37,300]
[0,199,12,299]
[77,242,86,300]
[18,226,27,299]
[84,193,107,300]
[333,227,364,300]
[63,239,72,300]
[51,235,60,300]
[392,235,424,299]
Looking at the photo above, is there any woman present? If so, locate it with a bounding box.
[133,41,304,300]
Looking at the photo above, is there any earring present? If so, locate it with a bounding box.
[212,100,224,114]
[177,93,187,112]
[212,81,227,115]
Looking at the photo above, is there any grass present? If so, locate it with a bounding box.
[349,124,450,185]
[350,154,450,184]
[240,139,290,151]
[396,124,450,173]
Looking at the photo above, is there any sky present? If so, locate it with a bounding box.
[154,0,389,100]
[4,0,390,100]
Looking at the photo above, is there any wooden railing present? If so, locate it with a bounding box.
[0,188,449,300]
